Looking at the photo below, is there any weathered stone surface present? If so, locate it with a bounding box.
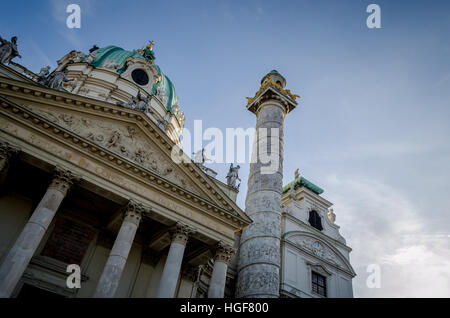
[93,202,143,298]
[236,264,280,298]
[237,101,287,298]
[238,237,280,268]
[0,168,76,298]
[156,224,193,298]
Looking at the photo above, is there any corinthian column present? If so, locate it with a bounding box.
[93,201,145,298]
[0,167,78,298]
[156,223,194,298]
[236,71,298,298]
[208,243,235,298]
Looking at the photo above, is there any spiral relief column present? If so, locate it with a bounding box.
[236,71,298,298]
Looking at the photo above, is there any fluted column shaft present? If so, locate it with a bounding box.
[156,224,193,298]
[208,243,234,298]
[0,167,77,298]
[93,202,144,298]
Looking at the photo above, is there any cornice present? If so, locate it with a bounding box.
[282,213,350,252]
[282,238,355,277]
[0,78,251,228]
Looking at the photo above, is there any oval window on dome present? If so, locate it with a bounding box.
[131,69,149,86]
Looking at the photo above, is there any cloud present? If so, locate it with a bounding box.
[324,175,450,297]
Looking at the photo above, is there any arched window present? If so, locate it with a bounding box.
[309,210,323,231]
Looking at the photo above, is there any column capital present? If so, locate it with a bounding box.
[48,166,79,195]
[170,223,196,246]
[123,200,149,226]
[0,141,20,160]
[213,242,235,265]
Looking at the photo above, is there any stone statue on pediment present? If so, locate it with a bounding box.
[0,35,21,64]
[37,66,51,83]
[117,91,153,114]
[44,70,74,90]
[226,163,241,188]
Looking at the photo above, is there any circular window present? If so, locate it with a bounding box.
[131,69,149,86]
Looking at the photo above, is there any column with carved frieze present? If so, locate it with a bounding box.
[0,141,19,184]
[93,201,146,298]
[0,167,77,298]
[237,71,298,298]
[156,223,194,298]
[208,243,235,298]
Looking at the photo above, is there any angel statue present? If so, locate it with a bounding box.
[37,66,51,83]
[44,70,74,90]
[0,35,21,64]
[226,163,241,188]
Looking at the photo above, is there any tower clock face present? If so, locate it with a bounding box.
[312,241,325,258]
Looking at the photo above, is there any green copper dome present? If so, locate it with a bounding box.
[89,45,144,72]
[87,45,178,113]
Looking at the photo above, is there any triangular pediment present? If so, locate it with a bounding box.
[23,103,215,199]
[0,77,251,225]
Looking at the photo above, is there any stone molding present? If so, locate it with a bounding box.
[0,83,251,229]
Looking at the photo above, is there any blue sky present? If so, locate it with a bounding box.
[1,0,450,297]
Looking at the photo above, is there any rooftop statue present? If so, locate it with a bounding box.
[226,163,241,189]
[294,168,300,180]
[37,66,51,82]
[40,69,74,90]
[116,91,153,114]
[0,35,21,64]
[289,183,296,201]
[328,209,336,223]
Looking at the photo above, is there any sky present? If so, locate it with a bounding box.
[1,0,450,297]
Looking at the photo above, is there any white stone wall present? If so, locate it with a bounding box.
[280,189,355,298]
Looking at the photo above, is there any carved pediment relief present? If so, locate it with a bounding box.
[25,105,206,198]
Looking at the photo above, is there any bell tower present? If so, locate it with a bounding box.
[236,70,299,298]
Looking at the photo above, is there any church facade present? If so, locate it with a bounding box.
[0,36,355,298]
